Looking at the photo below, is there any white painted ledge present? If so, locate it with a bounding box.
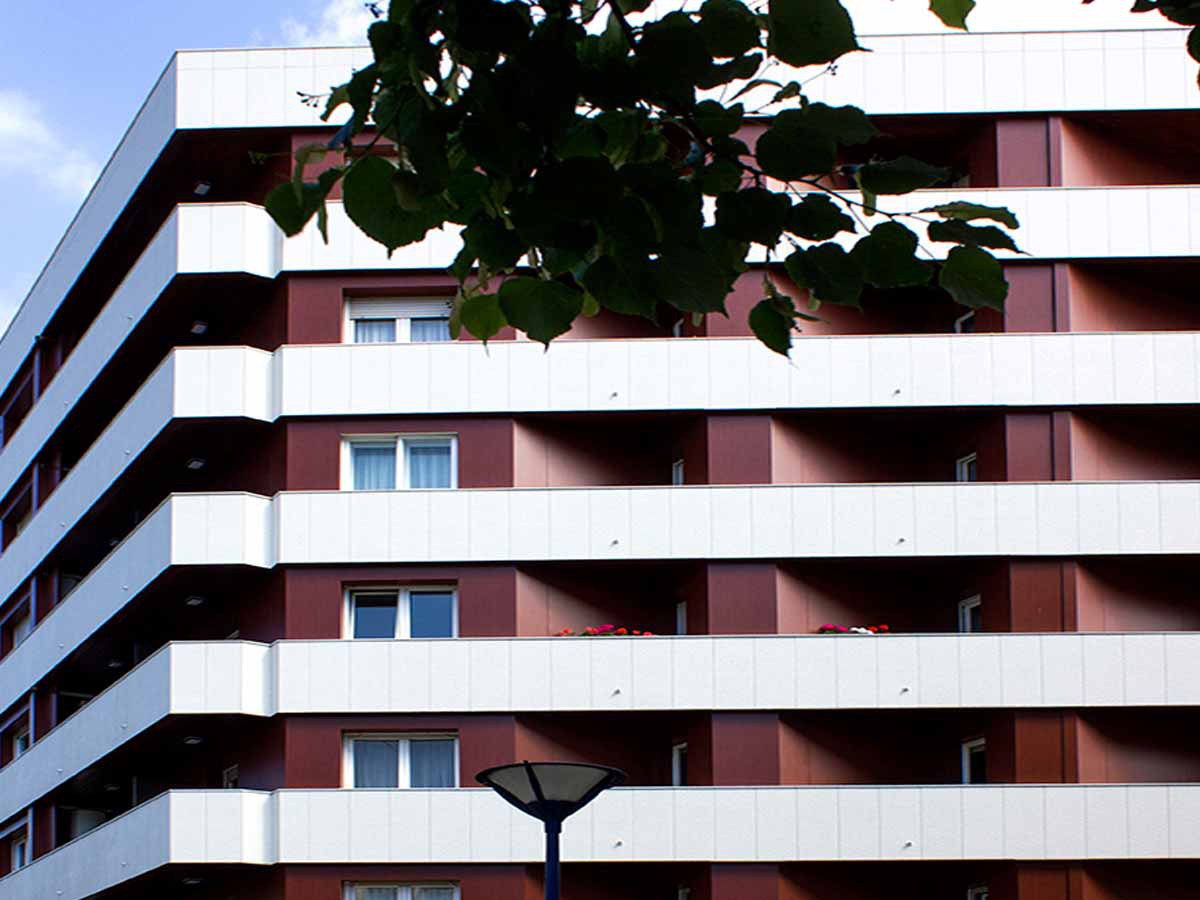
[5,783,1200,899]
[6,328,1191,600]
[5,481,1200,722]
[2,633,1197,829]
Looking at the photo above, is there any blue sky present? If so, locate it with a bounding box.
[0,0,1173,329]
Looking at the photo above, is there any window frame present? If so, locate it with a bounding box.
[10,834,27,871]
[343,298,454,345]
[674,600,688,636]
[954,310,977,334]
[966,887,988,900]
[955,452,978,483]
[341,434,458,491]
[11,724,30,759]
[957,594,982,634]
[342,733,460,789]
[961,737,987,785]
[222,764,240,789]
[671,458,685,486]
[344,586,459,639]
[343,885,461,900]
[671,741,689,787]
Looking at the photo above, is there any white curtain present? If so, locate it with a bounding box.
[353,740,399,787]
[354,319,397,343]
[407,444,451,488]
[409,739,456,787]
[410,317,451,342]
[352,444,397,490]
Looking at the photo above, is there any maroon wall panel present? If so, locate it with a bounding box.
[1003,264,1057,333]
[285,419,515,491]
[705,415,773,484]
[282,715,517,788]
[705,563,781,634]
[281,566,519,640]
[710,713,782,786]
[996,118,1052,187]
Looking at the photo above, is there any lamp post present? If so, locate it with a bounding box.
[476,761,626,900]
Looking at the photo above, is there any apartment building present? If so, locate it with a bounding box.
[0,27,1199,900]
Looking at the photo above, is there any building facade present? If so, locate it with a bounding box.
[1,27,1200,900]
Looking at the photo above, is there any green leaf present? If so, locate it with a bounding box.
[650,230,745,313]
[749,299,794,355]
[696,158,743,195]
[698,0,762,57]
[755,111,837,180]
[927,219,1019,253]
[858,156,951,195]
[342,155,441,250]
[851,222,933,288]
[715,187,791,246]
[786,193,856,241]
[785,243,865,307]
[921,201,1019,229]
[498,278,584,344]
[265,167,343,238]
[463,216,526,269]
[460,293,507,341]
[582,256,660,319]
[929,0,976,29]
[1189,24,1200,62]
[694,100,745,137]
[768,0,860,66]
[939,245,1008,309]
[799,103,879,145]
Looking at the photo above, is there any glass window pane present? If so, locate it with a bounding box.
[354,594,399,639]
[407,444,452,489]
[410,317,451,342]
[353,739,400,787]
[409,739,456,787]
[415,889,457,900]
[356,888,398,900]
[352,444,397,491]
[355,319,397,343]
[410,591,455,638]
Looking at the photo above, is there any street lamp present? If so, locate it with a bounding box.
[476,761,626,900]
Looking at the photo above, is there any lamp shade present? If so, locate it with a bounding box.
[476,761,626,824]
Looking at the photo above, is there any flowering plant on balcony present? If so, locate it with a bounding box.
[816,623,890,635]
[556,624,655,637]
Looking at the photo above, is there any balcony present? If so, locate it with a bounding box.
[6,783,1200,899]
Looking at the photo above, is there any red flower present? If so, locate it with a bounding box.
[615,627,628,635]
[642,631,654,636]
[879,624,890,631]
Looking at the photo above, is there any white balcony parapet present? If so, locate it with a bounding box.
[10,180,1200,507]
[2,632,1198,829]
[6,328,1194,596]
[8,28,1195,452]
[4,783,1199,899]
[5,481,1200,720]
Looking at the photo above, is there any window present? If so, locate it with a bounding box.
[677,889,692,900]
[345,886,458,900]
[10,835,27,871]
[955,452,978,483]
[954,310,976,334]
[674,601,688,636]
[11,725,29,759]
[958,595,982,634]
[222,765,240,789]
[348,588,457,639]
[59,573,82,599]
[671,459,685,486]
[345,735,458,788]
[961,738,986,785]
[344,437,456,491]
[10,612,31,648]
[672,318,685,338]
[346,299,453,344]
[672,742,688,786]
[967,888,989,900]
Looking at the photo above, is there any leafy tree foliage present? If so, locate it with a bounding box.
[266,0,1184,353]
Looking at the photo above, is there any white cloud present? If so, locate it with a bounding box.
[0,90,101,201]
[281,0,377,46]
